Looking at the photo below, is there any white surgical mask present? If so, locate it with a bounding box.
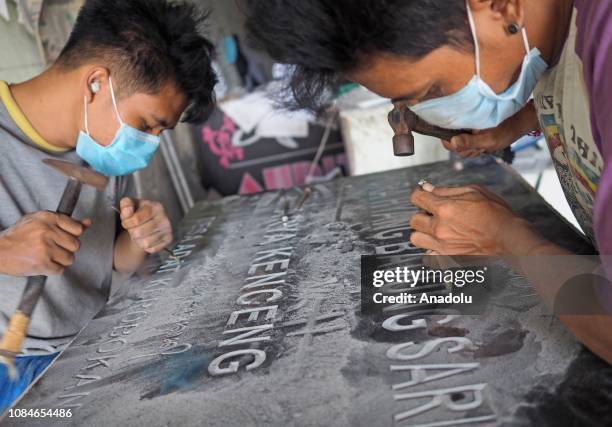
[408,0,548,130]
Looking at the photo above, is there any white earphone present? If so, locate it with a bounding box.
[90,81,101,93]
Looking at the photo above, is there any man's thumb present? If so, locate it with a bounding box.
[451,132,491,151]
[449,134,471,151]
[120,197,135,218]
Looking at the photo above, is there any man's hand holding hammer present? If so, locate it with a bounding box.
[114,197,173,274]
[0,212,91,277]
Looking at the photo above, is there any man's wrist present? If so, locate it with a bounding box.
[121,230,147,256]
[501,217,549,256]
[0,238,7,275]
[497,102,539,145]
[526,241,571,256]
[516,101,540,134]
[114,230,147,274]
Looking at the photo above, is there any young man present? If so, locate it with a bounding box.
[0,0,216,411]
[247,0,612,362]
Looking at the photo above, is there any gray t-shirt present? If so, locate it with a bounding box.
[0,84,125,355]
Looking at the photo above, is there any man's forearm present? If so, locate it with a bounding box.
[519,242,612,364]
[504,101,541,140]
[560,315,612,363]
[114,230,147,275]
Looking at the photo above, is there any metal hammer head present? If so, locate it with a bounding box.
[388,102,465,157]
[388,103,415,156]
[43,159,109,190]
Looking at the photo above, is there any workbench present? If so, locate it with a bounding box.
[5,158,612,427]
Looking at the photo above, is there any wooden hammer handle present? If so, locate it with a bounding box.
[0,178,82,361]
[0,311,31,356]
[0,271,47,359]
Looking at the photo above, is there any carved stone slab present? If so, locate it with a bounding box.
[7,159,611,427]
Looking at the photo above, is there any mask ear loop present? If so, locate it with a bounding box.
[108,76,125,125]
[83,96,91,136]
[465,1,481,78]
[521,28,531,53]
[466,1,532,75]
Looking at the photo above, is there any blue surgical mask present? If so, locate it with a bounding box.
[409,1,548,130]
[76,76,161,176]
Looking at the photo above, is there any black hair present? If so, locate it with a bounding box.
[58,0,217,123]
[247,0,473,112]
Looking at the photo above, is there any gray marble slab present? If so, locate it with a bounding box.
[5,158,611,427]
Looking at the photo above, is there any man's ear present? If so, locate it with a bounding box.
[468,0,525,35]
[489,0,526,29]
[83,67,111,103]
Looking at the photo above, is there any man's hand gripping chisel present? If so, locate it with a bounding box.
[0,159,108,378]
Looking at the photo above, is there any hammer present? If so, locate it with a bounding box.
[388,102,514,162]
[0,159,108,377]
